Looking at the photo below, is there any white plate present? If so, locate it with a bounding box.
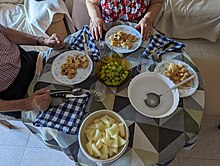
[128,72,179,118]
[154,59,199,97]
[51,50,93,85]
[105,25,142,54]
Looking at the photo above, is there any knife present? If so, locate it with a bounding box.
[50,92,89,98]
[0,120,16,129]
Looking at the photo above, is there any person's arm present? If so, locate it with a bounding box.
[135,0,163,40]
[86,0,101,20]
[86,0,106,39]
[0,89,52,112]
[3,27,65,49]
[144,0,163,23]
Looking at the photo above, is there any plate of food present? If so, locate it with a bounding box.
[51,50,93,85]
[105,25,142,54]
[154,59,199,97]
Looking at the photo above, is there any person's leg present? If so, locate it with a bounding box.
[0,47,39,118]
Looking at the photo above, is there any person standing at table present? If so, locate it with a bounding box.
[86,0,163,40]
[0,24,65,118]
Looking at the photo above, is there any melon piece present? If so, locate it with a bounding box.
[96,137,103,149]
[87,123,96,129]
[86,141,93,156]
[94,129,102,142]
[106,123,118,136]
[104,115,116,125]
[86,134,94,142]
[100,144,109,154]
[110,140,118,148]
[85,128,95,136]
[118,123,125,137]
[95,121,104,131]
[106,131,111,140]
[118,136,126,147]
[101,138,114,147]
[100,116,111,128]
[93,118,101,123]
[111,132,119,140]
[109,148,113,157]
[92,143,101,157]
[100,153,108,160]
[111,147,118,154]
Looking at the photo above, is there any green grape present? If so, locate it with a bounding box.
[112,81,120,86]
[114,61,119,66]
[105,81,112,86]
[124,70,129,75]
[112,65,116,71]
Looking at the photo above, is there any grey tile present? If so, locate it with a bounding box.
[177,116,220,160]
[179,158,220,166]
[199,43,220,59]
[21,148,73,166]
[26,133,49,149]
[175,39,199,44]
[0,145,25,166]
[174,39,202,58]
[0,121,31,147]
[197,39,216,44]
[169,158,179,166]
[184,42,202,58]
[197,39,220,44]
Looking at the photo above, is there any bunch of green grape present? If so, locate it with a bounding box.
[100,61,129,86]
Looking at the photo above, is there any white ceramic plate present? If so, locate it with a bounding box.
[128,72,179,118]
[51,50,93,85]
[105,25,142,54]
[154,59,199,97]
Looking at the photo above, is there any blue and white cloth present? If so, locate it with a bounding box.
[69,25,100,61]
[34,96,90,135]
[142,34,185,57]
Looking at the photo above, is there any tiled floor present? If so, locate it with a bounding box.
[0,121,73,166]
[1,39,220,166]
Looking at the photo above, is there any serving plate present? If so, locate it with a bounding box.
[154,59,199,97]
[105,25,142,54]
[51,50,93,85]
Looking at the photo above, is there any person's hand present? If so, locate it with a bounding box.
[135,16,153,41]
[89,18,107,40]
[26,89,52,111]
[44,33,65,49]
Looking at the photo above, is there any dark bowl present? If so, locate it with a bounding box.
[95,55,132,87]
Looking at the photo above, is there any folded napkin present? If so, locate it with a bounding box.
[34,95,90,135]
[69,25,100,61]
[142,34,185,57]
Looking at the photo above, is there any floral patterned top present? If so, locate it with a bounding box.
[101,0,150,23]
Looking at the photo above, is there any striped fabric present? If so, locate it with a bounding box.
[0,24,21,92]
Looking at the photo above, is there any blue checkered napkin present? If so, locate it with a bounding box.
[69,25,100,61]
[142,34,185,57]
[34,96,90,135]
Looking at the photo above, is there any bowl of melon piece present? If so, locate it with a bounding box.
[78,109,129,163]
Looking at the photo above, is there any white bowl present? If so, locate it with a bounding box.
[128,72,179,118]
[78,110,129,163]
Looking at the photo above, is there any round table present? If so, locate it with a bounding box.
[23,25,205,166]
